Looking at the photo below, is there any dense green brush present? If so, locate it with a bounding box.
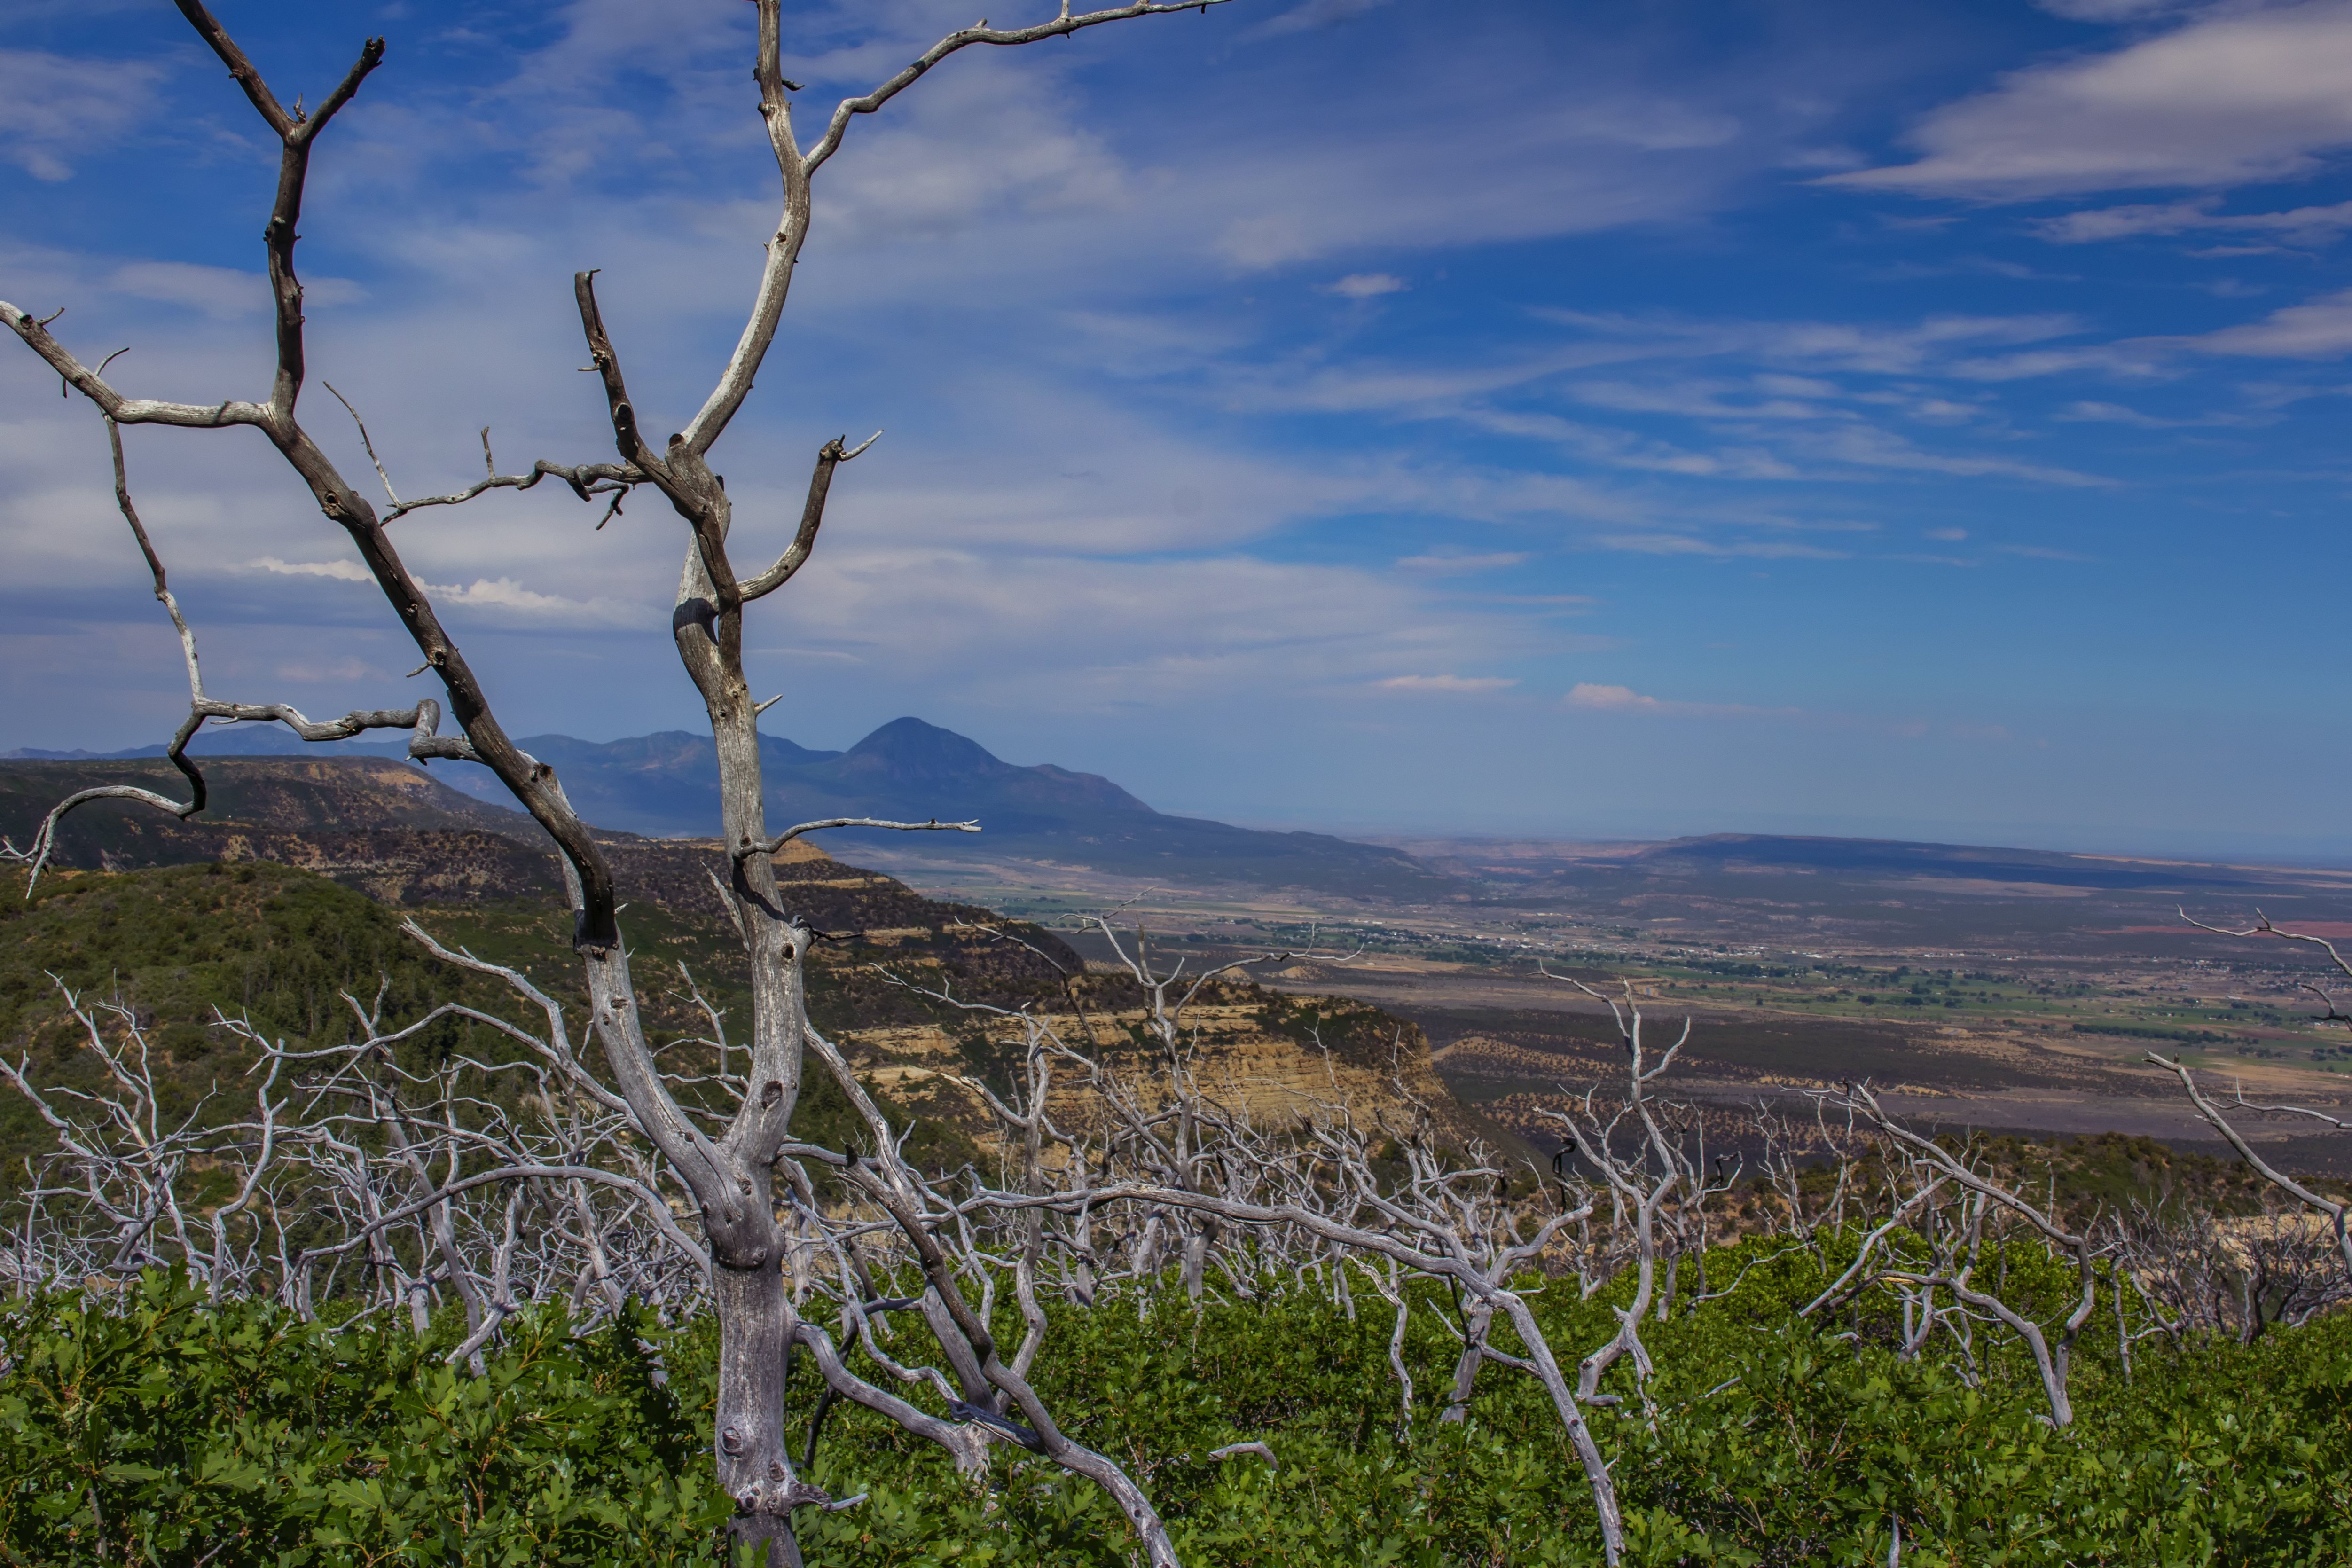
[4,1241,2347,1566]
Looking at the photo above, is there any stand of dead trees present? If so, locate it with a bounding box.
[4,2,1254,1562]
[7,906,2351,1563]
[7,5,2352,1565]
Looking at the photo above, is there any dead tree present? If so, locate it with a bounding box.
[1804,1083,2100,1428]
[1753,1096,1866,1249]
[864,920,1636,1562]
[997,1127,1631,1560]
[1530,973,1747,1414]
[0,979,288,1301]
[2162,909,2352,1278]
[1,3,1236,1562]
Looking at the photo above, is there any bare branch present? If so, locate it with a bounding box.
[804,3,1235,178]
[2147,1052,2352,1274]
[0,303,269,428]
[740,433,880,601]
[381,459,640,524]
[324,381,400,506]
[733,815,980,863]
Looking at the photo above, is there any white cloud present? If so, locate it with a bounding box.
[766,546,1552,706]
[1248,0,1403,39]
[251,556,372,583]
[274,657,379,683]
[1591,534,1850,560]
[799,70,1138,247]
[248,558,633,623]
[1953,286,2352,371]
[420,576,638,623]
[111,264,269,320]
[2035,0,2187,18]
[1199,91,1751,270]
[2170,287,2352,358]
[1569,378,1839,422]
[1558,682,2007,741]
[1393,551,1528,574]
[2036,197,2352,245]
[1321,273,1408,299]
[1461,408,1801,479]
[1997,543,2094,562]
[1217,342,1678,416]
[1565,682,1672,711]
[1299,301,2130,502]
[0,48,165,182]
[1750,314,2084,374]
[1375,674,1515,693]
[1538,308,2084,376]
[1793,425,2114,487]
[1924,526,1968,541]
[2054,399,2185,426]
[1562,682,1793,719]
[1828,2,2352,199]
[1944,345,2166,381]
[110,263,367,320]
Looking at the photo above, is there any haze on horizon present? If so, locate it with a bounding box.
[5,0,2351,863]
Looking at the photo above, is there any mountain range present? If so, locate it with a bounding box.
[3,718,1451,899]
[16,720,2350,927]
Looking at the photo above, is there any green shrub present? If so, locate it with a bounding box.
[4,1251,2349,1565]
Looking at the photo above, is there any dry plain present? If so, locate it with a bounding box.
[891,830,2352,1174]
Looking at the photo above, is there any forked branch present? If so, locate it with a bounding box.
[2146,1052,2352,1274]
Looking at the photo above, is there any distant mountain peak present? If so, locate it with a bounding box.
[840,717,1015,783]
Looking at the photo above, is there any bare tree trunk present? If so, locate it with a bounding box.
[714,1261,809,1568]
[1439,1300,1492,1425]
[1180,1225,1212,1301]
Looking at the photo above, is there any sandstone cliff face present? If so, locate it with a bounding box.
[835,988,1483,1158]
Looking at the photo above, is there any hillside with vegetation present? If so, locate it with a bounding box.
[0,756,1495,1187]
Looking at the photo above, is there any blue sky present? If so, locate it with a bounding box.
[6,0,2352,856]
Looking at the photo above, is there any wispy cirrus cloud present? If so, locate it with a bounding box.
[1450,408,1800,480]
[1246,0,1403,40]
[2053,399,2259,428]
[1563,682,1797,719]
[2036,197,2352,247]
[2033,0,2183,19]
[1561,682,2028,746]
[1376,674,1516,693]
[1533,308,2084,376]
[1394,551,1529,574]
[1952,286,2352,378]
[111,263,366,320]
[1321,272,1408,299]
[1790,425,2113,487]
[1591,534,1852,560]
[1996,543,2094,563]
[2168,287,2352,359]
[0,47,165,181]
[1827,2,2352,199]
